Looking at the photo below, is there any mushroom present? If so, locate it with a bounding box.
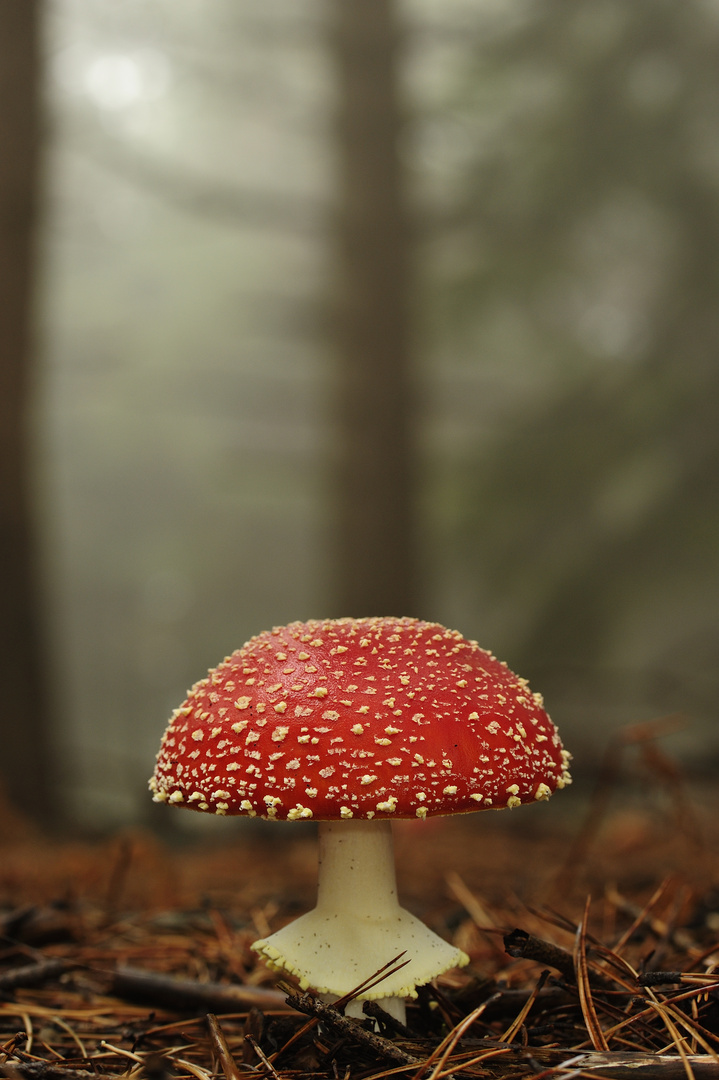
[150,617,571,1022]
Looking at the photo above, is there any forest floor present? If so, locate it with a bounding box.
[0,725,718,1080]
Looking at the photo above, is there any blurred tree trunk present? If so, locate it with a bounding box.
[0,0,54,826]
[328,0,418,618]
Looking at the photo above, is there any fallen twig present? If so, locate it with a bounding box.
[0,961,75,994]
[111,966,289,1014]
[285,992,421,1066]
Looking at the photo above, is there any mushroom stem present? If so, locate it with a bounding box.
[316,818,400,918]
[252,818,468,1025]
[316,819,407,1023]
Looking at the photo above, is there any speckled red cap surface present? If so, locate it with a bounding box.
[150,617,571,821]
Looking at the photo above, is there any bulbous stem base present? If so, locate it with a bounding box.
[252,819,468,1023]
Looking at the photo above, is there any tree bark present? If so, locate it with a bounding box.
[328,0,417,618]
[0,0,54,825]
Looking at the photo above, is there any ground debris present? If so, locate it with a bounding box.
[0,768,717,1080]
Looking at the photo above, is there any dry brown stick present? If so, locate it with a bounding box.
[530,1049,719,1080]
[504,927,619,992]
[0,960,74,993]
[285,992,421,1066]
[206,1014,243,1080]
[365,1048,719,1080]
[414,1043,719,1080]
[638,972,687,987]
[503,928,576,982]
[0,1067,123,1080]
[111,966,290,1014]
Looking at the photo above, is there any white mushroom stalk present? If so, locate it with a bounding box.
[252,819,469,1023]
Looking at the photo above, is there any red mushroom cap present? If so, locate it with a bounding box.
[150,617,571,821]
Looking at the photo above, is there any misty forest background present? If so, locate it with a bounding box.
[2,0,719,835]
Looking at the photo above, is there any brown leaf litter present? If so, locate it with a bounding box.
[0,720,718,1080]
